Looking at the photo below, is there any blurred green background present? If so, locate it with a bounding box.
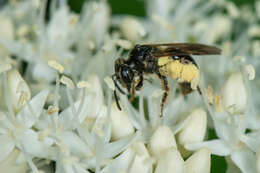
[67,0,256,173]
[68,0,256,16]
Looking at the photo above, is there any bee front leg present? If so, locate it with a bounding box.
[157,73,169,117]
[130,82,136,102]
[135,75,143,91]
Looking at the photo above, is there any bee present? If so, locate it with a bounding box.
[112,43,221,116]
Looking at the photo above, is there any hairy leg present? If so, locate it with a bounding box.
[157,73,170,117]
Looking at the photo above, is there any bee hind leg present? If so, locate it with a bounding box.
[157,73,169,117]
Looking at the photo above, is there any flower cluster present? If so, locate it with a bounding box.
[0,0,259,173]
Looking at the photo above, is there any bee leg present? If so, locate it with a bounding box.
[157,73,169,117]
[135,75,143,91]
[197,86,202,95]
[130,83,136,102]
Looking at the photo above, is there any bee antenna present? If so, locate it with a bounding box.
[114,90,122,111]
[112,74,126,95]
[111,74,124,111]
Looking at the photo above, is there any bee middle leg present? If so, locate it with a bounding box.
[157,73,169,117]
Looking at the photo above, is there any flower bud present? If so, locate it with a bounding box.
[148,125,177,158]
[120,17,146,42]
[110,103,134,140]
[177,108,207,157]
[177,108,207,145]
[155,148,185,173]
[7,70,31,112]
[222,73,247,113]
[185,148,211,173]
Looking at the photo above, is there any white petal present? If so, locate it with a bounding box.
[73,164,90,173]
[226,156,242,173]
[31,63,56,82]
[110,103,134,140]
[185,140,231,156]
[18,129,55,160]
[60,131,92,157]
[130,142,153,173]
[106,146,135,173]
[231,148,257,173]
[103,134,138,158]
[0,149,28,173]
[47,6,77,45]
[155,148,185,173]
[171,113,191,135]
[213,115,238,143]
[245,112,260,129]
[0,135,15,162]
[177,108,207,145]
[148,125,177,158]
[59,93,95,129]
[185,148,211,173]
[240,134,260,152]
[16,89,49,128]
[80,1,110,48]
[0,111,14,131]
[83,75,104,118]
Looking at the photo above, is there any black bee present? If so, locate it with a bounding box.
[112,43,221,117]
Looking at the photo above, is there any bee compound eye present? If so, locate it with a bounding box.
[121,67,133,83]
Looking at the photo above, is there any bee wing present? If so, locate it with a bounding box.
[146,43,221,57]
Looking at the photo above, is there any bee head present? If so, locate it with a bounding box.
[114,58,134,91]
[112,58,135,111]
